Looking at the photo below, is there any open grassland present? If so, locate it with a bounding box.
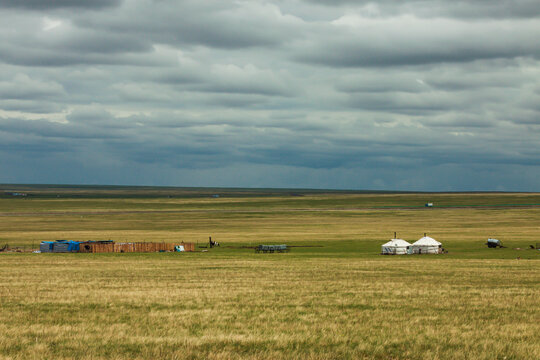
[0,188,539,359]
[1,254,538,360]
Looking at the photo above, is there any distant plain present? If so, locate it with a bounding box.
[0,186,538,359]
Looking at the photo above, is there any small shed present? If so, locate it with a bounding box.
[381,239,411,255]
[411,236,442,254]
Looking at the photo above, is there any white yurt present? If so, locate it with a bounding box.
[381,239,411,255]
[411,235,442,254]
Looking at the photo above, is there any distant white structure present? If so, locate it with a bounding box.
[411,235,442,254]
[381,238,411,255]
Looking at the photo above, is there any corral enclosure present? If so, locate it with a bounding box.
[77,241,195,253]
[0,185,539,359]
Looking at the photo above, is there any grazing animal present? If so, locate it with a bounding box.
[209,237,220,248]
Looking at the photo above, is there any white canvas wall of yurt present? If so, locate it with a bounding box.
[411,235,442,254]
[381,238,411,255]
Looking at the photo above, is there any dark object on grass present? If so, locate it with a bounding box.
[486,238,504,248]
[255,244,288,253]
[0,244,8,252]
[209,236,219,248]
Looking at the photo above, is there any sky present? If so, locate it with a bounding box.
[0,0,539,191]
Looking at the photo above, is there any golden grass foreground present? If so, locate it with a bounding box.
[0,189,539,359]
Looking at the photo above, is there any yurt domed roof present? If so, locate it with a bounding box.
[412,236,441,246]
[382,239,411,247]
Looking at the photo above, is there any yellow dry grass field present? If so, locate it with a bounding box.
[0,190,539,359]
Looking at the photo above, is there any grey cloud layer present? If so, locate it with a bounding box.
[297,17,540,67]
[303,0,540,19]
[0,0,539,190]
[0,0,122,10]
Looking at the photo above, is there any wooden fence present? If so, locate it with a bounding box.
[78,242,195,253]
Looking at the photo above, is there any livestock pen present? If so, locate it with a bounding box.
[78,241,195,253]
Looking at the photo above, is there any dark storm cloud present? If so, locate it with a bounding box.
[0,137,71,155]
[1,110,532,171]
[0,117,124,139]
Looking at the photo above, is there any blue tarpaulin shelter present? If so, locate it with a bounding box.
[42,240,83,253]
[67,241,80,252]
